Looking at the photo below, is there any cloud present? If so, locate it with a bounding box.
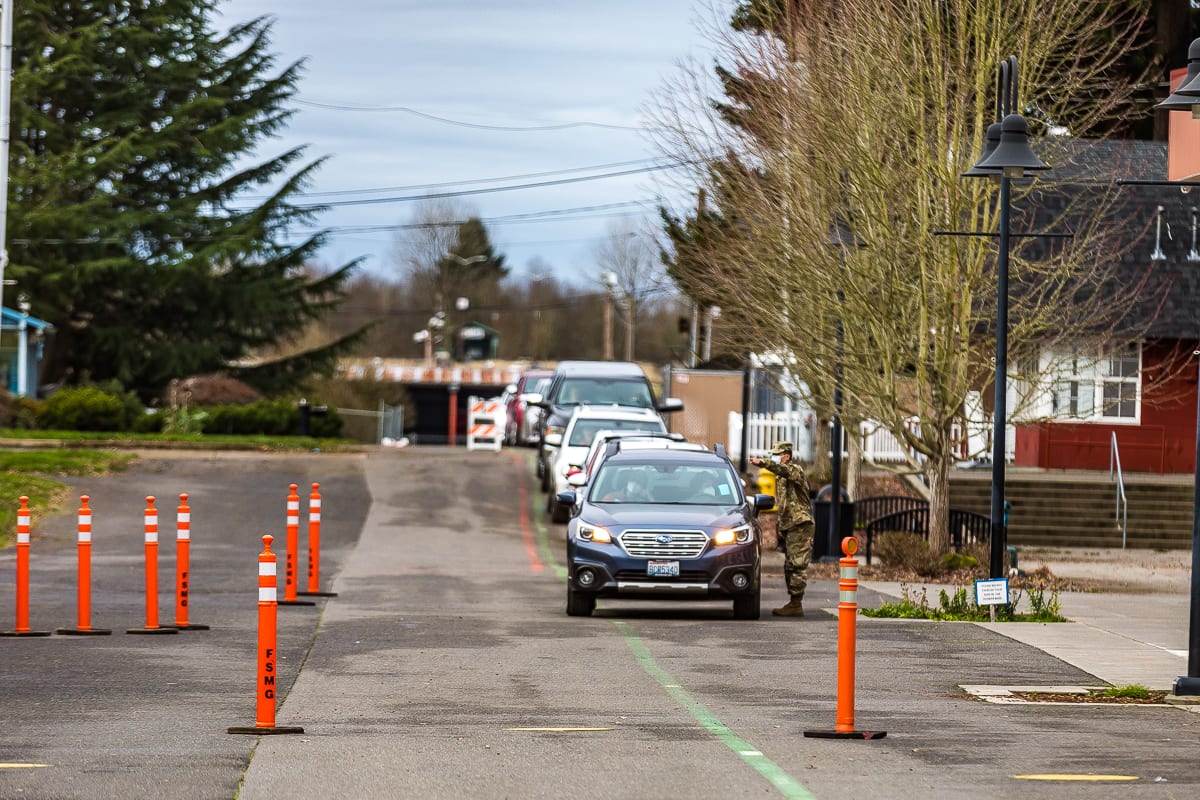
[219,0,717,280]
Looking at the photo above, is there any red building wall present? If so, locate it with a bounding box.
[1013,342,1198,474]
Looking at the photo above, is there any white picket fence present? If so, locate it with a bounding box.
[729,411,1013,465]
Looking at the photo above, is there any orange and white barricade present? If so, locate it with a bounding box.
[466,395,505,452]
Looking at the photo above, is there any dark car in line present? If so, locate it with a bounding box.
[558,444,773,619]
[528,360,682,491]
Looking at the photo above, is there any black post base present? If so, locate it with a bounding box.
[1173,676,1200,696]
[55,627,113,636]
[167,623,212,631]
[297,591,338,597]
[0,629,52,637]
[804,729,887,740]
[126,627,179,635]
[278,599,316,607]
[227,725,304,736]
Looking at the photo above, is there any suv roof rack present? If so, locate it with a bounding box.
[604,432,690,457]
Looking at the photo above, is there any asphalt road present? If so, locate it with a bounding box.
[3,447,1200,799]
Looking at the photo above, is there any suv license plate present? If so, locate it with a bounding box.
[647,561,680,577]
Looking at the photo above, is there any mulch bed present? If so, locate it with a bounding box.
[1009,691,1168,704]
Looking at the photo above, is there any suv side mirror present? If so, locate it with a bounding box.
[657,397,684,413]
[525,392,546,409]
[753,494,776,511]
[567,472,587,487]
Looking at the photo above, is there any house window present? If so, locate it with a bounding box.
[1099,345,1139,420]
[1048,345,1139,422]
[1051,357,1093,419]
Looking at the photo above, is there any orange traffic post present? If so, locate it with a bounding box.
[298,483,337,598]
[1,496,50,637]
[279,484,314,607]
[127,496,177,635]
[804,537,885,740]
[227,534,303,735]
[56,496,111,636]
[170,494,209,630]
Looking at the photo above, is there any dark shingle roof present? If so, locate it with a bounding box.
[1021,139,1200,339]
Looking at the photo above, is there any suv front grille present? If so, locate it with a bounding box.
[618,530,708,558]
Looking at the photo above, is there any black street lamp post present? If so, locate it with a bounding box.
[963,57,1048,579]
[1153,37,1200,695]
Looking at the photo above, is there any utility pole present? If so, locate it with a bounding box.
[624,292,634,361]
[601,271,617,361]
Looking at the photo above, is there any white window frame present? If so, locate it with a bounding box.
[1044,344,1141,424]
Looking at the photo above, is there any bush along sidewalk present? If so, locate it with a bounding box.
[862,583,1067,622]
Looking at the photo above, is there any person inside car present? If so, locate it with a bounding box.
[600,470,654,503]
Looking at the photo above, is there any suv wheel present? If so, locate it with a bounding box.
[732,589,760,620]
[566,587,595,617]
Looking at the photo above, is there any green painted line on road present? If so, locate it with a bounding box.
[527,477,814,800]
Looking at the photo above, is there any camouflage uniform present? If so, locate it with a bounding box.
[760,446,814,600]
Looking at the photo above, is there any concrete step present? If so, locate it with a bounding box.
[948,469,1194,550]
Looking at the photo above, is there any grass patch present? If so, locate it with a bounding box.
[0,450,137,548]
[0,450,134,476]
[0,474,72,548]
[0,428,358,452]
[862,584,1068,622]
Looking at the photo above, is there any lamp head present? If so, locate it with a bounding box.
[1156,38,1200,116]
[962,121,1004,178]
[974,114,1048,178]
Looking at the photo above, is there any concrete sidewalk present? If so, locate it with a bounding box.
[860,580,1191,690]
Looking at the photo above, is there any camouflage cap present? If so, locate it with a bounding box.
[769,441,793,455]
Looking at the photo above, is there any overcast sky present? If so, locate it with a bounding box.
[217,0,723,286]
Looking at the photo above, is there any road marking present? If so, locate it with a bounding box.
[528,477,814,800]
[505,727,614,732]
[1013,774,1140,782]
[0,763,49,769]
[513,453,544,573]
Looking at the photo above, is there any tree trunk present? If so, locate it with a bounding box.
[925,450,952,558]
[812,416,831,479]
[846,423,862,500]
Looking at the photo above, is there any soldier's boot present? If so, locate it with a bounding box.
[772,596,805,617]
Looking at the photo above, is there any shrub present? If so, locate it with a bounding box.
[199,398,343,438]
[873,531,939,576]
[41,386,139,431]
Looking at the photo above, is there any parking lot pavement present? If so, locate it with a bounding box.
[6,447,1200,799]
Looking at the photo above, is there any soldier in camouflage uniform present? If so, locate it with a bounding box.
[750,441,814,617]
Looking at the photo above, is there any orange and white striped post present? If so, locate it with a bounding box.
[227,535,303,735]
[1,496,50,637]
[56,496,111,636]
[299,482,337,598]
[803,537,885,741]
[171,494,209,630]
[279,484,314,607]
[127,496,177,635]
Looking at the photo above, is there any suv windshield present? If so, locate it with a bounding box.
[556,378,654,409]
[591,462,741,504]
[568,418,664,447]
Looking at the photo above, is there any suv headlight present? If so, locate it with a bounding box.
[713,524,753,546]
[578,523,612,543]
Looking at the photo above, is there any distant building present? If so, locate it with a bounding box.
[0,306,53,398]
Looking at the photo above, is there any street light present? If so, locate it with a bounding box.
[963,56,1048,580]
[1153,38,1200,695]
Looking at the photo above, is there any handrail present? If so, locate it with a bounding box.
[1109,432,1128,548]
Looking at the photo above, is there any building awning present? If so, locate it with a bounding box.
[0,307,53,333]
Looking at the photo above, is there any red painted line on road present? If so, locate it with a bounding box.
[515,454,544,573]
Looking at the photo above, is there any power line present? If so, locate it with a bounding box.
[274,162,683,210]
[7,201,656,247]
[283,158,677,199]
[294,99,645,132]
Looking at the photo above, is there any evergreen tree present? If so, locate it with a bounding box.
[6,0,359,399]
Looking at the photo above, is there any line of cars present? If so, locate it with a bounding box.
[516,360,774,620]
